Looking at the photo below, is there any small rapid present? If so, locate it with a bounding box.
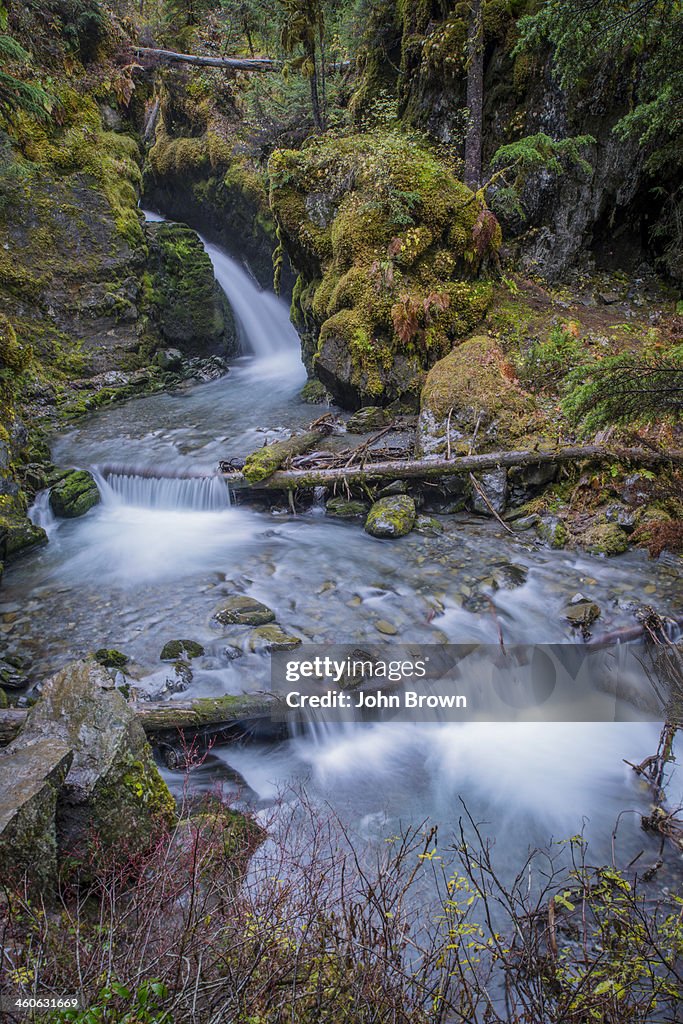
[96,467,231,512]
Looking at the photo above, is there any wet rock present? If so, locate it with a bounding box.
[165,659,192,693]
[223,644,243,660]
[604,503,636,531]
[301,379,331,404]
[0,687,7,708]
[489,561,528,590]
[8,660,175,865]
[377,480,408,497]
[248,624,303,652]
[214,595,276,626]
[462,591,491,613]
[0,738,73,890]
[375,619,398,635]
[511,513,540,531]
[537,516,567,548]
[582,522,629,556]
[95,648,129,669]
[2,516,48,558]
[365,495,416,538]
[470,469,508,516]
[160,639,205,661]
[346,407,390,433]
[154,347,183,370]
[326,496,369,518]
[507,462,558,506]
[564,598,601,628]
[49,469,100,518]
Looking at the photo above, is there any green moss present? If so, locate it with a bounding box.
[160,639,205,661]
[0,687,7,709]
[582,522,629,556]
[121,758,176,821]
[365,494,416,537]
[95,648,129,669]
[49,469,100,518]
[300,379,330,403]
[269,131,499,407]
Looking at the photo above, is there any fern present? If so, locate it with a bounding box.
[0,35,52,122]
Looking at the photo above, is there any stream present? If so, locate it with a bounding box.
[2,212,682,880]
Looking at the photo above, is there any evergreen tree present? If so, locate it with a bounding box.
[278,0,325,130]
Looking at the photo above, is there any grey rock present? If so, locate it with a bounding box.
[470,470,507,515]
[214,595,276,626]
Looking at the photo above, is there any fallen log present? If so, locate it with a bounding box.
[0,694,279,748]
[222,445,683,490]
[135,46,278,71]
[242,430,329,484]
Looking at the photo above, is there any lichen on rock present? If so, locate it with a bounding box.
[365,494,417,537]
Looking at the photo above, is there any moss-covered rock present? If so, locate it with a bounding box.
[301,379,331,404]
[214,595,276,626]
[160,639,205,661]
[248,623,303,652]
[269,132,500,409]
[145,221,237,358]
[346,406,391,433]
[581,522,629,556]
[49,469,100,518]
[95,648,129,669]
[417,335,549,457]
[326,496,370,518]
[0,511,48,557]
[365,494,416,537]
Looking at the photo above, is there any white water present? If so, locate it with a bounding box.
[5,219,681,880]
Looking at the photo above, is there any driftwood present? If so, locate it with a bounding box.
[135,46,278,71]
[222,445,683,490]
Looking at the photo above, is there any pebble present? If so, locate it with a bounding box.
[375,620,398,635]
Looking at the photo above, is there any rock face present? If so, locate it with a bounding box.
[49,469,101,518]
[0,738,73,889]
[365,495,417,538]
[416,336,546,458]
[145,221,237,358]
[269,134,499,409]
[6,660,175,870]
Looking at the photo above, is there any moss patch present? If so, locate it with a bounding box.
[49,469,100,518]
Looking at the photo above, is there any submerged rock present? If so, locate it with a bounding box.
[365,495,416,538]
[49,469,100,518]
[248,624,303,652]
[160,639,205,661]
[214,595,276,626]
[564,597,601,628]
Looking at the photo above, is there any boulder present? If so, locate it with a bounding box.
[416,336,546,458]
[582,522,629,556]
[471,469,508,516]
[0,738,73,889]
[95,648,129,669]
[160,639,205,661]
[365,495,416,538]
[213,595,276,626]
[10,660,175,862]
[1,515,48,557]
[346,406,390,433]
[49,469,100,518]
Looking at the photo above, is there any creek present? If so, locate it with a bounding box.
[2,212,681,878]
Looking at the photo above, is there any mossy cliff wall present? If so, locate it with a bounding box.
[269,131,500,409]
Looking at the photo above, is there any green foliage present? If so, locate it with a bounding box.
[57,979,171,1023]
[488,132,595,218]
[562,347,683,434]
[0,33,52,123]
[519,323,584,388]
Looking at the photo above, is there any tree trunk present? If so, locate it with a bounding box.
[242,430,328,483]
[308,49,324,131]
[135,47,278,71]
[464,0,484,189]
[223,445,683,491]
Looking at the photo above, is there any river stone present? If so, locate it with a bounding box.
[365,495,416,538]
[326,496,369,518]
[10,659,175,863]
[95,648,129,669]
[160,639,205,661]
[537,515,567,548]
[470,469,508,516]
[415,515,444,535]
[248,624,302,652]
[346,406,390,433]
[0,738,73,890]
[489,561,528,590]
[564,599,601,628]
[49,469,101,518]
[214,595,276,626]
[375,619,398,635]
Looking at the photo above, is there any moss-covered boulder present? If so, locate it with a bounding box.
[160,639,205,661]
[365,495,416,537]
[269,132,500,409]
[0,511,48,557]
[416,335,548,457]
[9,660,175,864]
[145,221,237,358]
[95,648,129,669]
[49,469,100,518]
[214,595,276,626]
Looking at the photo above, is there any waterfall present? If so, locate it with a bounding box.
[201,238,301,360]
[96,467,231,512]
